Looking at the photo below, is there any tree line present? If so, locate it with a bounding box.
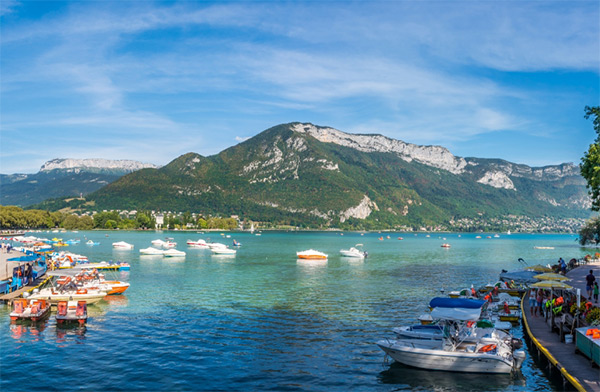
[0,206,238,231]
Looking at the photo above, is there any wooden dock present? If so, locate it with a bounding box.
[0,276,50,304]
[522,264,600,392]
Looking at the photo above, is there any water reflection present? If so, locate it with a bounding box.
[296,259,327,269]
[378,362,524,391]
[9,321,48,341]
[56,323,87,343]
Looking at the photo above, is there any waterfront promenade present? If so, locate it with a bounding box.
[524,264,600,392]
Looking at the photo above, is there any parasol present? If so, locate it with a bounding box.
[526,264,553,272]
[531,280,573,289]
[534,273,570,281]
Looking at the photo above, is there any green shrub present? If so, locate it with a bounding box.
[585,307,600,325]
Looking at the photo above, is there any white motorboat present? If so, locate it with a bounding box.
[296,249,328,260]
[28,287,107,304]
[211,247,236,255]
[139,247,165,255]
[151,239,166,247]
[207,242,228,250]
[163,248,186,257]
[26,271,108,304]
[112,241,134,249]
[377,337,525,374]
[379,299,525,373]
[339,247,367,258]
[162,241,177,249]
[187,239,209,248]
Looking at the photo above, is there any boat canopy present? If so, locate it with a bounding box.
[7,255,39,262]
[429,297,485,309]
[430,306,482,321]
[498,269,539,284]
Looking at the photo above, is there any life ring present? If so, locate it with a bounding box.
[479,344,497,353]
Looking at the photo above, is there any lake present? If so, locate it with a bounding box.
[0,231,589,391]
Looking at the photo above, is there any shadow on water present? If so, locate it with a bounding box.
[378,362,526,391]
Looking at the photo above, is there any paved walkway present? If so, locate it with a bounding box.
[524,263,600,392]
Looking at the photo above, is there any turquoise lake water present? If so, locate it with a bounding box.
[0,231,589,391]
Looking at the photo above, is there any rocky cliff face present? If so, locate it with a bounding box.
[290,122,583,190]
[292,123,468,174]
[40,158,158,173]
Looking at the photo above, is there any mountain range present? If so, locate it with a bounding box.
[29,123,591,230]
[1,158,158,206]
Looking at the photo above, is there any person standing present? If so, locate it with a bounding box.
[529,288,537,317]
[586,270,596,300]
[594,282,599,304]
[535,289,543,317]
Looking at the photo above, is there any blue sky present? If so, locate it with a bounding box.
[1,1,598,174]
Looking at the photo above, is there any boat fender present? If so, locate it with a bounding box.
[478,344,497,353]
[503,302,510,314]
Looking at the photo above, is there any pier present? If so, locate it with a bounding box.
[522,264,600,392]
[0,249,48,304]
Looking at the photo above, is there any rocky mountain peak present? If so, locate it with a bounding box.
[290,123,468,174]
[40,158,158,173]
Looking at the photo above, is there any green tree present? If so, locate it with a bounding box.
[62,215,82,230]
[579,217,600,246]
[581,106,600,211]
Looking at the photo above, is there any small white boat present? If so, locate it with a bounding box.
[140,247,165,255]
[112,241,134,249]
[441,243,451,248]
[28,287,107,304]
[163,249,186,257]
[187,239,209,248]
[207,242,228,250]
[339,247,367,258]
[377,337,525,374]
[86,240,100,246]
[296,249,328,260]
[211,247,236,255]
[151,239,166,247]
[162,241,177,249]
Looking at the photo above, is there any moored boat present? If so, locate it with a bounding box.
[140,247,165,255]
[112,241,134,249]
[211,247,236,255]
[296,249,328,260]
[163,248,186,257]
[376,337,525,374]
[9,299,51,322]
[339,247,367,258]
[56,300,88,325]
[187,239,209,248]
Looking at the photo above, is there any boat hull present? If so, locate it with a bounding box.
[29,292,106,304]
[377,340,515,374]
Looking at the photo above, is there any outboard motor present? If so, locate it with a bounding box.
[513,350,526,369]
